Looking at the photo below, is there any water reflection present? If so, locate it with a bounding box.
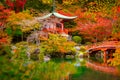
[71,58,120,80]
[74,58,86,67]
[51,58,120,80]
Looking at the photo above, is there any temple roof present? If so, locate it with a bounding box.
[36,11,77,20]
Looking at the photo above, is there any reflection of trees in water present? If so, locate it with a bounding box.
[89,49,115,63]
[95,51,104,63]
[89,50,104,63]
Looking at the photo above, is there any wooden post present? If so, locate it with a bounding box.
[101,48,107,64]
[103,50,107,64]
[61,23,64,32]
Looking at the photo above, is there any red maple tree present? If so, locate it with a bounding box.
[6,0,27,12]
[0,5,11,28]
[74,9,113,42]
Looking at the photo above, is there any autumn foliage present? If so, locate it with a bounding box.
[0,5,11,27]
[0,5,12,44]
[110,47,120,66]
[6,0,27,12]
[40,34,76,57]
[71,8,113,42]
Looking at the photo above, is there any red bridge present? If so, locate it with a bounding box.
[87,41,119,64]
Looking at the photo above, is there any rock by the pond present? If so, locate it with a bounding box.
[65,55,75,59]
[33,48,40,54]
[44,56,50,62]
[74,46,80,50]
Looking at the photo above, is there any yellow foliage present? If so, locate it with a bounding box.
[41,34,76,55]
[7,11,33,25]
[63,0,78,5]
[111,48,120,66]
[42,0,52,4]
[28,63,35,69]
[25,70,30,76]
[6,11,40,32]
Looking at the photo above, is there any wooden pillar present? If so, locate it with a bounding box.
[103,50,107,64]
[101,48,107,64]
[61,23,64,32]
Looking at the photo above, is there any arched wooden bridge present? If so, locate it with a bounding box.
[87,41,120,64]
[86,41,120,75]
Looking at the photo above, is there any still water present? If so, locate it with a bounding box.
[52,58,120,80]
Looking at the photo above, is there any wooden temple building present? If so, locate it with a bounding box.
[36,12,77,38]
[36,0,77,38]
[27,0,77,44]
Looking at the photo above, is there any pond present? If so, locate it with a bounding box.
[52,58,120,80]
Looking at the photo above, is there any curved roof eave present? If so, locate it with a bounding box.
[36,12,77,20]
[37,13,52,20]
[53,12,77,19]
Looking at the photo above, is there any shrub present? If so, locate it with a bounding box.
[40,34,76,57]
[72,36,82,44]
